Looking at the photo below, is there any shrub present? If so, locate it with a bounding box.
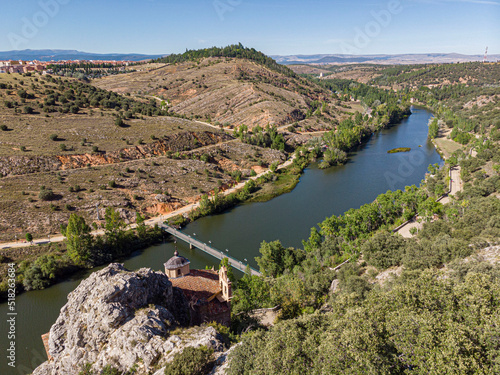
[163,346,213,375]
[23,255,58,291]
[23,106,34,114]
[0,125,8,131]
[50,134,58,141]
[115,118,124,127]
[39,187,56,201]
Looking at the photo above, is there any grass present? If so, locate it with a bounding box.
[249,168,301,203]
[433,138,462,159]
[387,147,411,154]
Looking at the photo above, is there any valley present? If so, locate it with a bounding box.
[0,45,499,375]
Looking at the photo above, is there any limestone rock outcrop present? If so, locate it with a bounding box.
[32,263,225,375]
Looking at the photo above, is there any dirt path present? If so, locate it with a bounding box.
[438,166,462,205]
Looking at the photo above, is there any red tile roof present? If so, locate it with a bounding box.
[170,269,221,301]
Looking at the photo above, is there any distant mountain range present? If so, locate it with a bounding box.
[271,53,500,65]
[1,49,498,65]
[0,49,165,62]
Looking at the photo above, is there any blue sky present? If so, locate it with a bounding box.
[0,0,498,55]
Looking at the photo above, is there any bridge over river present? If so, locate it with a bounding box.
[159,223,262,276]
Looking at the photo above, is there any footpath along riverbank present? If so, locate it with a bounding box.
[395,121,464,238]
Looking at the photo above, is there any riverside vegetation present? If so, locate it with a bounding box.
[0,46,412,298]
[224,62,500,374]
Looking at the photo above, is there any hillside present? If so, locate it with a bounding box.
[0,47,369,241]
[0,71,287,241]
[93,47,349,131]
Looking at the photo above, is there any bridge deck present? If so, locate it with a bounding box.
[159,223,261,276]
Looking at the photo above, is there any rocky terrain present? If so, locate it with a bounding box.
[0,131,232,177]
[32,263,227,375]
[0,70,293,240]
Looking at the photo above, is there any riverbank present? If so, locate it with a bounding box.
[394,119,465,238]
[432,126,463,159]
[0,104,415,301]
[0,152,302,300]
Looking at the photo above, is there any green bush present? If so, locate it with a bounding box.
[361,232,406,269]
[164,346,214,375]
[23,255,58,291]
[23,105,34,114]
[39,187,56,201]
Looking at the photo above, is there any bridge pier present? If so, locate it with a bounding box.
[190,243,193,250]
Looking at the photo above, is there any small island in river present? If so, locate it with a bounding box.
[387,147,411,153]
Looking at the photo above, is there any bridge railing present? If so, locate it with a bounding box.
[159,223,261,275]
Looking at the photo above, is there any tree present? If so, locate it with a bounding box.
[23,105,34,114]
[219,257,235,283]
[256,240,305,277]
[65,214,92,265]
[135,212,147,237]
[25,233,33,243]
[115,117,125,127]
[103,207,126,253]
[23,255,58,290]
[39,187,56,201]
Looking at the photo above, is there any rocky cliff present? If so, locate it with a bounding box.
[32,263,226,375]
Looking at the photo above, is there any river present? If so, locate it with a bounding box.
[0,107,442,374]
